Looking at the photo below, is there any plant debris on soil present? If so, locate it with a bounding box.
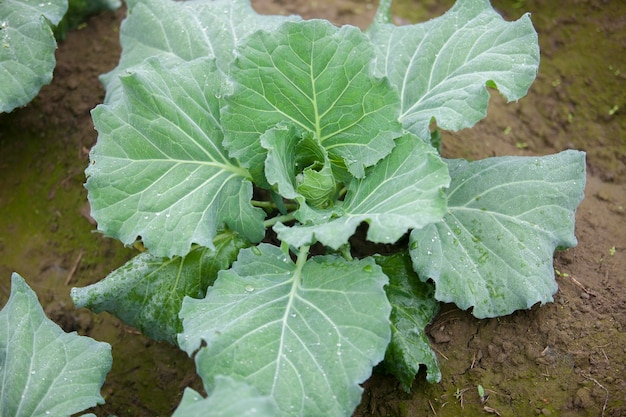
[0,1,624,416]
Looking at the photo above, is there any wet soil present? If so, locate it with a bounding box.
[0,0,624,416]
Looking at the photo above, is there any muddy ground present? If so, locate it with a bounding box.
[0,0,624,416]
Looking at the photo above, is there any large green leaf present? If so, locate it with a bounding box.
[375,253,441,392]
[71,231,249,344]
[369,0,539,140]
[172,377,278,417]
[178,244,391,417]
[409,150,586,318]
[101,0,299,103]
[0,274,111,417]
[88,57,265,258]
[223,19,402,182]
[0,0,68,112]
[274,132,450,249]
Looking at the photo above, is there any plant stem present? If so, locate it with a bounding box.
[252,200,298,211]
[295,245,310,273]
[263,213,296,228]
[373,0,392,25]
[339,244,353,261]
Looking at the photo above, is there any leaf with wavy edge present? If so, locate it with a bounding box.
[376,253,441,392]
[178,244,391,417]
[172,376,278,417]
[0,274,111,417]
[0,0,68,112]
[71,231,249,344]
[409,150,586,318]
[223,19,401,182]
[101,0,300,103]
[88,57,265,258]
[369,0,539,140]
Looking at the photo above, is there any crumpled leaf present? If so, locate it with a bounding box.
[0,273,111,417]
[178,244,391,417]
[88,57,265,258]
[223,19,401,182]
[369,0,539,140]
[71,231,249,344]
[410,150,586,318]
[0,0,68,112]
[172,376,278,417]
[101,0,300,103]
[274,132,450,249]
[375,253,441,392]
[262,123,338,209]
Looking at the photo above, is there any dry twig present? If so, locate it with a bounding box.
[65,249,84,285]
[581,372,608,417]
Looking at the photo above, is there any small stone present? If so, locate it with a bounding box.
[574,388,594,409]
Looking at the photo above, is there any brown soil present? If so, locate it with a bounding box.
[0,1,624,416]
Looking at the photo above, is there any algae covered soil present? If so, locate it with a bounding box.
[0,0,624,416]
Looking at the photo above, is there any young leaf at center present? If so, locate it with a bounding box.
[275,132,451,249]
[178,244,391,417]
[262,123,338,210]
[223,19,402,182]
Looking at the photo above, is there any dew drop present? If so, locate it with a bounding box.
[245,284,255,292]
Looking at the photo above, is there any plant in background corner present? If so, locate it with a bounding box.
[0,0,119,113]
